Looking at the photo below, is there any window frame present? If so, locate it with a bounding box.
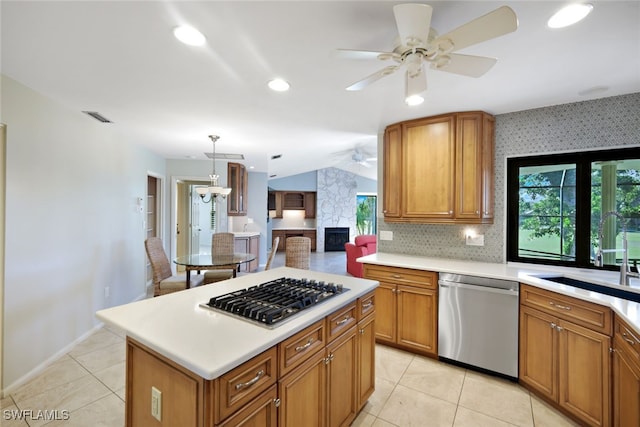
[507,147,640,270]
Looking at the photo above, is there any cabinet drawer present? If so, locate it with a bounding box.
[520,284,612,335]
[363,265,437,288]
[615,315,640,370]
[326,303,357,342]
[279,319,325,377]
[357,291,376,321]
[216,346,277,423]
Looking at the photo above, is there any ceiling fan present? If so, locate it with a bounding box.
[336,3,518,101]
[333,146,377,168]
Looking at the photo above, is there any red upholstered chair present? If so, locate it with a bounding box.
[344,234,377,277]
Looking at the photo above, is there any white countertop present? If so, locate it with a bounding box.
[95,267,378,380]
[272,228,317,231]
[359,252,640,335]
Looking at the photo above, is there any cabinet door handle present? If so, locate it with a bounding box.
[550,322,557,329]
[359,328,365,334]
[549,301,572,311]
[622,332,637,345]
[295,338,313,352]
[336,316,352,326]
[325,353,334,365]
[273,398,281,408]
[235,369,264,390]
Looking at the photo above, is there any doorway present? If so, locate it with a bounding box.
[145,174,162,288]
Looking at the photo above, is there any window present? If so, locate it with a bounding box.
[507,147,640,269]
[356,195,377,236]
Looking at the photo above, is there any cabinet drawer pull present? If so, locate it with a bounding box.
[336,316,352,326]
[295,338,313,352]
[622,332,637,345]
[549,301,572,311]
[391,274,402,279]
[235,369,264,390]
[361,301,373,309]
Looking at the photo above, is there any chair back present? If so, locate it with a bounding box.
[285,236,311,270]
[212,232,235,255]
[145,237,173,295]
[265,236,280,270]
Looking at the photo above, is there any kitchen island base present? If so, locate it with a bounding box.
[124,292,376,427]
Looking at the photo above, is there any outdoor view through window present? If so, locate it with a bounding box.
[508,149,639,269]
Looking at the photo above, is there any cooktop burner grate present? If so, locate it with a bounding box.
[202,277,348,326]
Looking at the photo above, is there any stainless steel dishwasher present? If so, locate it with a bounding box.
[438,273,519,379]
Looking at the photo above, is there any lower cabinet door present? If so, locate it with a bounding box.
[357,315,376,409]
[396,285,437,354]
[217,385,277,427]
[613,343,640,427]
[326,327,358,427]
[278,350,326,427]
[519,306,558,401]
[374,283,396,344]
[558,320,611,427]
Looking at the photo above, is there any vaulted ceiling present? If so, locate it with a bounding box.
[2,1,639,180]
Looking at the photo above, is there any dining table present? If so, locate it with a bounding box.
[173,252,256,288]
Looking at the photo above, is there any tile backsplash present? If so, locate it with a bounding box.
[379,92,640,263]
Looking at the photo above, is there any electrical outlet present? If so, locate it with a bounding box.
[379,230,393,241]
[466,234,485,246]
[151,386,162,421]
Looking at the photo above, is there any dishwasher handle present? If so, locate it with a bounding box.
[439,280,519,296]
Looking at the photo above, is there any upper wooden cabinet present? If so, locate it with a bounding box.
[268,191,316,219]
[383,111,494,224]
[228,162,248,216]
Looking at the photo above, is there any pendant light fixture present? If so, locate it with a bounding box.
[196,135,232,203]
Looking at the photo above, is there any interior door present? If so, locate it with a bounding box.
[189,184,215,254]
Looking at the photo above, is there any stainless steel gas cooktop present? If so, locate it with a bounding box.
[201,277,348,327]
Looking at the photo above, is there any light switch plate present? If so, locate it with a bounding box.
[379,230,393,241]
[151,387,162,421]
[466,234,485,246]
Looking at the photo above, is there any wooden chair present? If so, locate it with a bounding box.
[204,232,235,284]
[264,236,280,271]
[285,236,311,270]
[145,237,204,297]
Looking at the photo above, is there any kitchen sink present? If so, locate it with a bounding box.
[539,276,640,303]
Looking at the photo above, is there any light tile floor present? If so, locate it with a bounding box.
[2,251,580,426]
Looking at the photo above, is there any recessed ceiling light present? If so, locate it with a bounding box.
[405,95,424,106]
[268,78,290,92]
[548,4,593,28]
[173,25,206,46]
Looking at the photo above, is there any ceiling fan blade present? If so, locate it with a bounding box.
[431,53,497,77]
[393,3,433,47]
[433,6,518,53]
[334,49,394,61]
[405,65,427,97]
[346,65,399,91]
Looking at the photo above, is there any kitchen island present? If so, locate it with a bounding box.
[96,267,378,427]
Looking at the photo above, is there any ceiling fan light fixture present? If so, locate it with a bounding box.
[268,78,290,92]
[547,4,593,28]
[405,94,424,106]
[173,25,206,46]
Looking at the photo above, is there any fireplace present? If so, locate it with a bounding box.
[324,227,349,251]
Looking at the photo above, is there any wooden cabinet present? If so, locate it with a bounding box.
[519,284,612,427]
[363,264,437,356]
[268,191,316,218]
[126,291,376,427]
[272,229,316,252]
[612,315,640,427]
[228,162,248,216]
[234,234,260,272]
[383,111,494,224]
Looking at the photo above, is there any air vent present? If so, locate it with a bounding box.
[271,154,282,160]
[82,111,112,123]
[205,153,245,160]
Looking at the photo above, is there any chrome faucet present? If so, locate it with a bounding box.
[595,211,639,287]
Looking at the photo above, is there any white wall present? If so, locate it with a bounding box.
[1,75,166,392]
